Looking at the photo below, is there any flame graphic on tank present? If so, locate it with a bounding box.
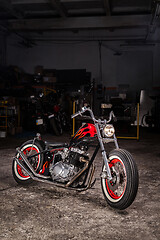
[73,123,97,141]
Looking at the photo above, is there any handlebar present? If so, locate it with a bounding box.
[71,106,116,124]
[71,111,82,119]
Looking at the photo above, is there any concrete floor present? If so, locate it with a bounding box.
[0,129,160,240]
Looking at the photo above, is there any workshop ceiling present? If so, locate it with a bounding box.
[0,0,160,42]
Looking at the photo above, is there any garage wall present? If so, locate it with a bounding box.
[7,36,100,79]
[6,34,159,91]
[116,51,152,90]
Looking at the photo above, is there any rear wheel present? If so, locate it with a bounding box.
[101,149,139,210]
[12,140,43,185]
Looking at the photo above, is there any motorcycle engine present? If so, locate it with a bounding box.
[49,148,86,183]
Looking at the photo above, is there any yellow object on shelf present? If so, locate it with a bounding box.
[43,87,56,96]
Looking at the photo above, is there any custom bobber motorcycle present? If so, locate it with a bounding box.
[12,107,139,210]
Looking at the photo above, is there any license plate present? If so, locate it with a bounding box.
[36,119,43,125]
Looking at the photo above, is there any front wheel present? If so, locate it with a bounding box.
[101,149,139,210]
[12,140,44,185]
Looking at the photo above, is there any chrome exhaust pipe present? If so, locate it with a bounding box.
[15,148,96,191]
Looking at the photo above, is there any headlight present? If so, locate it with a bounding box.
[103,124,115,138]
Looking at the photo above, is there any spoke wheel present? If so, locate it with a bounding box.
[106,158,127,200]
[12,140,43,185]
[101,149,139,210]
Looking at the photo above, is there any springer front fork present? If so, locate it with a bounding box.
[95,123,119,181]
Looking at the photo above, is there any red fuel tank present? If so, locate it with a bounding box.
[71,123,97,144]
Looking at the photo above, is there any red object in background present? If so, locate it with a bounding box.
[53,105,60,113]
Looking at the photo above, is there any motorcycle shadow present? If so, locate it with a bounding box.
[16,182,129,215]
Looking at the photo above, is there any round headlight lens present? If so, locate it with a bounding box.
[103,124,115,137]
